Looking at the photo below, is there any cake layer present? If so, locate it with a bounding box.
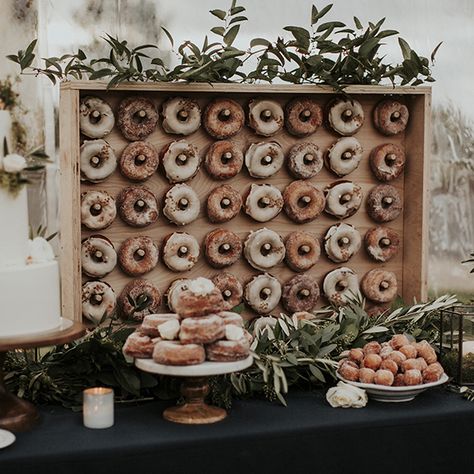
[0,261,61,338]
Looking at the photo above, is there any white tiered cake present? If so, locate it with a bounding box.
[0,110,62,338]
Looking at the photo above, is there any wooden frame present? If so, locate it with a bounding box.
[59,81,431,322]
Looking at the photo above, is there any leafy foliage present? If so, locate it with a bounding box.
[0,77,20,111]
[462,252,474,273]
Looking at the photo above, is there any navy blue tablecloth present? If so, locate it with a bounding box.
[1,389,472,474]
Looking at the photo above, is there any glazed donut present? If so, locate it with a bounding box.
[161,97,201,135]
[324,181,363,219]
[324,223,361,263]
[117,186,159,227]
[244,184,283,222]
[81,235,117,278]
[139,313,180,338]
[217,310,244,327]
[369,143,405,182]
[204,228,242,268]
[283,180,325,224]
[119,141,159,182]
[162,139,201,183]
[179,314,225,344]
[282,274,320,313]
[117,96,158,141]
[166,278,190,312]
[287,142,323,179]
[248,99,284,137]
[118,236,159,276]
[244,273,282,314]
[367,184,402,222]
[285,97,323,137]
[79,96,115,139]
[80,140,117,183]
[361,269,398,303]
[212,273,244,311]
[373,99,409,136]
[327,98,364,136]
[244,228,285,271]
[163,184,200,225]
[204,98,245,139]
[206,337,250,362]
[204,140,243,180]
[81,280,116,324]
[326,137,363,177]
[81,190,117,230]
[206,184,242,223]
[323,267,359,306]
[123,332,155,359]
[365,226,400,262]
[284,231,320,272]
[162,232,200,272]
[153,340,205,366]
[245,142,284,178]
[118,278,162,321]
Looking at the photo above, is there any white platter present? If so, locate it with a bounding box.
[0,429,16,449]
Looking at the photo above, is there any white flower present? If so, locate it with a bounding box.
[27,237,55,264]
[326,381,368,408]
[2,154,27,173]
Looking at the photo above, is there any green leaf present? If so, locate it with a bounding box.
[358,37,380,57]
[309,364,325,382]
[250,37,271,48]
[312,4,333,25]
[353,16,363,29]
[430,41,443,63]
[25,39,37,57]
[398,37,412,60]
[229,15,247,24]
[210,9,227,20]
[377,29,398,39]
[161,26,174,47]
[284,26,310,50]
[316,21,345,32]
[224,25,240,46]
[230,6,245,15]
[211,26,225,37]
[89,68,113,80]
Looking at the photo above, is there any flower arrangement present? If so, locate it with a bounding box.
[0,151,28,196]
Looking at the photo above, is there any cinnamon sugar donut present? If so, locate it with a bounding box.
[162,139,201,183]
[123,332,156,359]
[374,99,409,136]
[365,226,400,262]
[80,139,117,183]
[283,180,325,224]
[161,97,201,135]
[166,279,190,312]
[153,340,205,366]
[81,235,117,278]
[244,184,283,222]
[118,236,159,276]
[117,96,158,141]
[404,369,422,386]
[282,274,320,313]
[370,143,405,182]
[361,269,398,303]
[140,313,180,338]
[118,278,161,321]
[204,228,242,268]
[117,186,159,227]
[206,184,242,223]
[79,96,115,139]
[244,273,281,315]
[81,190,117,230]
[245,142,284,178]
[327,98,364,136]
[367,184,402,222]
[163,184,200,225]
[324,223,361,263]
[244,228,285,271]
[287,142,323,179]
[323,267,359,306]
[204,140,243,180]
[284,231,320,272]
[324,180,363,219]
[204,98,244,139]
[81,280,116,324]
[423,362,444,383]
[206,337,250,362]
[285,97,323,137]
[119,141,159,182]
[248,99,284,137]
[414,340,437,365]
[179,314,225,344]
[326,137,363,177]
[162,232,199,272]
[212,273,243,311]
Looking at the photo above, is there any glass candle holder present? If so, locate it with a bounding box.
[83,387,114,429]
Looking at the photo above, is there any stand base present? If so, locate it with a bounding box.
[164,403,226,424]
[0,388,39,432]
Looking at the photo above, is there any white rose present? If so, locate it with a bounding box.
[27,237,55,263]
[326,381,368,408]
[3,154,27,173]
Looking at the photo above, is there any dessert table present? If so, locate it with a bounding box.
[0,389,472,474]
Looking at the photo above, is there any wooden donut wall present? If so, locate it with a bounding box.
[59,82,431,322]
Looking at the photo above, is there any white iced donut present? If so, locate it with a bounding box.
[161,97,201,135]
[324,181,363,219]
[80,139,117,183]
[162,139,201,183]
[326,137,363,177]
[163,184,200,225]
[245,142,284,178]
[244,184,283,222]
[162,232,200,272]
[79,96,115,139]
[287,142,323,179]
[323,267,359,306]
[81,235,117,278]
[324,223,361,263]
[244,228,285,271]
[81,190,117,230]
[82,280,116,323]
[327,98,364,136]
[244,273,281,315]
[166,278,191,312]
[248,99,284,136]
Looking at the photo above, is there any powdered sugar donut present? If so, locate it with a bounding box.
[81,190,117,230]
[117,186,159,227]
[248,99,284,137]
[118,236,159,276]
[163,184,200,225]
[324,223,361,263]
[287,142,323,179]
[326,137,363,177]
[244,228,285,271]
[118,278,161,321]
[81,235,117,278]
[364,226,400,262]
[79,96,115,139]
[244,273,281,314]
[153,340,205,366]
[244,183,283,222]
[282,274,320,313]
[367,184,402,222]
[205,140,243,180]
[82,280,116,323]
[207,184,242,223]
[117,96,158,141]
[323,267,359,306]
[212,273,243,311]
[161,139,201,183]
[373,99,409,136]
[283,180,325,224]
[327,98,364,136]
[285,97,323,137]
[369,143,405,182]
[204,98,244,139]
[204,228,242,268]
[324,181,363,219]
[179,314,225,344]
[284,231,320,272]
[245,142,284,178]
[80,139,117,183]
[361,269,398,303]
[162,232,199,272]
[161,97,201,135]
[119,141,159,182]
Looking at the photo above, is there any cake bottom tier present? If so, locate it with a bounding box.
[0,261,61,338]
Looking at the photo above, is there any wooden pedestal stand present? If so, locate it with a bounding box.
[135,356,253,424]
[0,319,86,432]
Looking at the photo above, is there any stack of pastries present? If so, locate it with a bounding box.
[123,277,251,365]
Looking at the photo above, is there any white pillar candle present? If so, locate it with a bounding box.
[83,387,114,429]
[462,341,474,356]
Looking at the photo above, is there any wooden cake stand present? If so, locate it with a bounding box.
[0,318,86,432]
[135,355,253,424]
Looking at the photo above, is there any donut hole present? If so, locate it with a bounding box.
[258,196,270,208]
[220,197,231,209]
[178,198,189,210]
[260,155,273,166]
[338,236,351,248]
[339,193,352,206]
[379,280,390,292]
[297,288,311,300]
[90,203,103,216]
[218,108,232,122]
[303,153,315,165]
[218,243,232,254]
[260,109,273,122]
[176,153,189,166]
[298,109,312,122]
[92,249,105,263]
[133,109,148,124]
[177,109,189,122]
[384,153,397,166]
[381,196,394,209]
[341,150,353,161]
[134,199,147,213]
[133,248,146,262]
[177,246,189,258]
[297,195,312,208]
[298,244,311,255]
[341,108,354,122]
[335,280,348,292]
[90,293,104,305]
[89,110,102,124]
[260,243,272,256]
[89,155,103,168]
[379,237,391,248]
[390,111,401,122]
[222,289,233,301]
[134,154,147,167]
[220,151,233,164]
[259,287,271,300]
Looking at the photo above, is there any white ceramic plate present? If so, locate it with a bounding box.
[337,373,449,402]
[0,429,16,449]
